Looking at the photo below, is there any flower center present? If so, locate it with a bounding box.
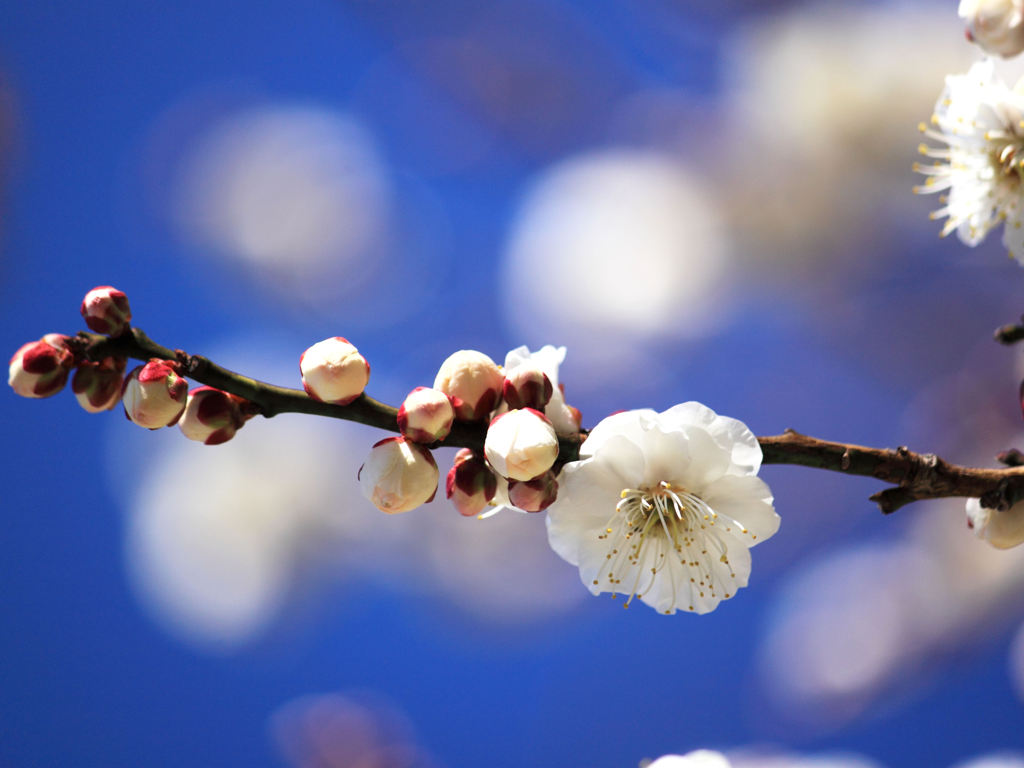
[595,480,753,613]
[991,134,1024,185]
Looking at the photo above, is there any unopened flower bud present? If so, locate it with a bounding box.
[9,334,74,398]
[179,386,247,445]
[81,285,132,336]
[966,497,1024,548]
[359,437,439,514]
[446,448,498,516]
[503,364,553,411]
[300,337,370,405]
[484,408,559,481]
[122,359,188,429]
[397,386,454,443]
[71,356,126,413]
[507,470,559,512]
[433,350,503,421]
[960,0,1024,57]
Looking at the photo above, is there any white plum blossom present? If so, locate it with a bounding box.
[546,403,779,615]
[966,496,1024,548]
[960,0,1024,58]
[503,345,580,437]
[915,59,1024,263]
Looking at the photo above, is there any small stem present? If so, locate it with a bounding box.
[73,328,1023,514]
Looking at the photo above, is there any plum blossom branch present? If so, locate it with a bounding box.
[66,327,1024,515]
[70,328,585,462]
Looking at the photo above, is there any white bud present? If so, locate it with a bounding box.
[484,408,559,481]
[397,386,454,443]
[433,349,503,421]
[359,437,439,514]
[299,337,370,405]
[960,0,1024,57]
[966,497,1024,549]
[122,359,189,429]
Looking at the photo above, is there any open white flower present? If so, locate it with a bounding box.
[546,403,779,614]
[915,59,1024,263]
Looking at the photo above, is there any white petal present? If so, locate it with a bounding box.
[660,401,762,474]
[579,408,658,458]
[700,474,780,545]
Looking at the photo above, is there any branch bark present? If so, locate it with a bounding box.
[71,328,1024,514]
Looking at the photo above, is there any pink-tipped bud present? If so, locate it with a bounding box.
[359,436,439,514]
[179,386,247,445]
[300,337,370,405]
[397,386,454,443]
[9,334,74,398]
[81,285,132,336]
[433,350,503,421]
[484,408,559,481]
[507,470,559,513]
[502,364,553,411]
[71,356,126,413]
[446,448,498,517]
[959,0,1024,57]
[122,359,188,429]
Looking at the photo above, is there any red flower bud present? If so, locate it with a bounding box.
[123,359,188,429]
[9,334,74,398]
[71,356,126,413]
[81,286,132,336]
[446,448,498,517]
[179,386,247,445]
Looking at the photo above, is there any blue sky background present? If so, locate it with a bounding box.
[3,1,1024,766]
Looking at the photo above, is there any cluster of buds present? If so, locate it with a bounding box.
[10,286,255,446]
[358,346,581,518]
[13,292,583,520]
[9,288,134,414]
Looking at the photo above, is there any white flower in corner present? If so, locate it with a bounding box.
[966,497,1024,548]
[915,59,1024,263]
[648,751,733,768]
[960,0,1024,58]
[546,403,779,614]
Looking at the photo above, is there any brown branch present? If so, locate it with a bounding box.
[759,430,1024,514]
[70,328,585,462]
[69,328,1024,513]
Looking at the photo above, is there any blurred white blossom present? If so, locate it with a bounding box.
[719,1,975,282]
[170,105,391,306]
[270,692,442,768]
[125,414,373,649]
[501,150,734,379]
[759,500,1024,725]
[915,59,1024,263]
